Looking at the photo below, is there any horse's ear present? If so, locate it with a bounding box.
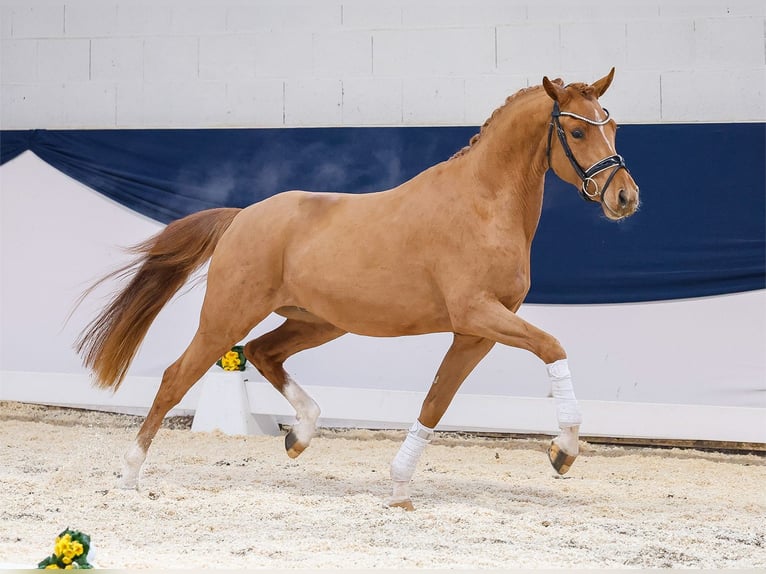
[543,76,568,102]
[591,67,615,98]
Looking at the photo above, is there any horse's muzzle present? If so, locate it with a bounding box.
[603,184,640,220]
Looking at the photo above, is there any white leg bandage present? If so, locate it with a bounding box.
[547,358,583,428]
[390,420,434,483]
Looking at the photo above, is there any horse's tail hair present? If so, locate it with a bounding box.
[74,207,241,391]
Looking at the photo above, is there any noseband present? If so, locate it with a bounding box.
[547,101,628,203]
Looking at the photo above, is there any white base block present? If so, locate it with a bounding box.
[191,368,280,436]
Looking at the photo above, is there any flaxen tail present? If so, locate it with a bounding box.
[75,207,241,390]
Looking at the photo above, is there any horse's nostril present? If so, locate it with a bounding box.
[618,189,628,208]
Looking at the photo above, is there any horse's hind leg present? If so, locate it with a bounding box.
[118,321,263,489]
[389,334,495,510]
[243,318,346,458]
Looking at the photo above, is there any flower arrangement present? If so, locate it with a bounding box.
[37,528,92,569]
[216,345,247,371]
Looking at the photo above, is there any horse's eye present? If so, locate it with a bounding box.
[571,129,584,139]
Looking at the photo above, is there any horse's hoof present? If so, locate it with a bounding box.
[115,476,139,490]
[388,499,415,511]
[548,441,577,475]
[285,430,306,459]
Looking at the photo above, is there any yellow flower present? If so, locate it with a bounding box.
[54,534,72,556]
[71,541,84,556]
[45,565,60,569]
[220,354,241,371]
[62,555,72,565]
[65,566,75,570]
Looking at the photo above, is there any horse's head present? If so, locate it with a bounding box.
[542,68,640,221]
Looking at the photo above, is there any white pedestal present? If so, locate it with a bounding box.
[191,368,280,436]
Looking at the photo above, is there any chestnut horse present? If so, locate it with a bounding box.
[76,69,639,510]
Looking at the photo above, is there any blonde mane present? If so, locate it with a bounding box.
[451,84,544,160]
[451,79,598,160]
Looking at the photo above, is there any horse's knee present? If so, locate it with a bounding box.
[539,336,566,365]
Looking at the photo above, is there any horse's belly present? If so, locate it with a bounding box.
[283,266,452,336]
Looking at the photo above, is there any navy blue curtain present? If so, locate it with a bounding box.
[1,124,764,303]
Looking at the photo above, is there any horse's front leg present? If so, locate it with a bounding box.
[452,297,583,475]
[546,358,581,474]
[389,334,494,510]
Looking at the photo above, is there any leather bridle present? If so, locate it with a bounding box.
[546,101,628,203]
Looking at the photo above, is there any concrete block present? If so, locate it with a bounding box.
[403,0,527,27]
[90,37,143,82]
[373,28,495,77]
[65,2,118,37]
[143,36,198,83]
[342,2,402,28]
[115,4,172,36]
[464,74,527,126]
[341,76,402,125]
[529,0,659,21]
[1,6,12,38]
[661,68,766,122]
[116,81,227,127]
[626,20,694,70]
[0,83,40,128]
[60,81,117,127]
[497,23,561,75]
[599,70,661,124]
[724,0,766,17]
[0,81,116,129]
[313,30,372,77]
[660,0,731,18]
[1,39,37,83]
[38,39,90,82]
[199,35,258,81]
[402,77,465,125]
[461,0,528,26]
[284,78,342,126]
[170,4,227,35]
[225,79,285,127]
[561,22,626,76]
[227,2,342,32]
[255,30,313,78]
[8,4,64,38]
[694,18,765,69]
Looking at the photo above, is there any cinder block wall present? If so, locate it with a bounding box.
[1,0,764,129]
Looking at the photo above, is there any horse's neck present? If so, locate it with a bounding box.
[457,97,550,241]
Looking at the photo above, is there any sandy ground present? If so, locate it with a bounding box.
[0,401,764,570]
